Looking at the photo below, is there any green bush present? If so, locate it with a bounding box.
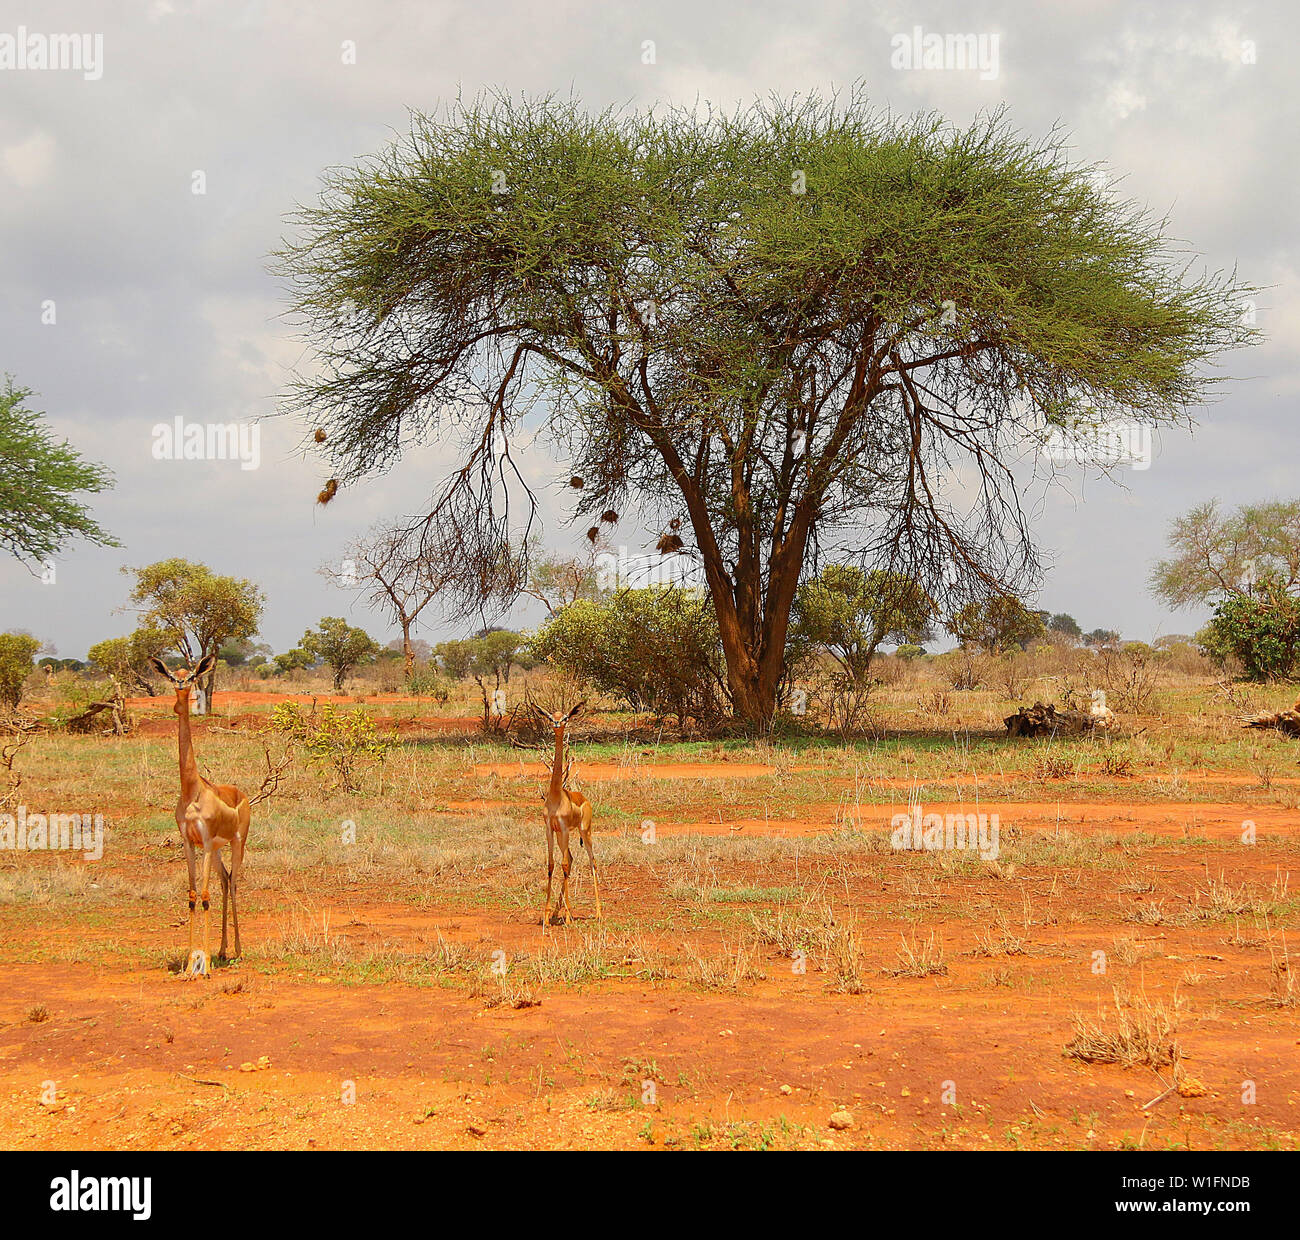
[407,665,451,702]
[268,701,389,793]
[0,633,40,709]
[1199,579,1300,682]
[530,587,727,725]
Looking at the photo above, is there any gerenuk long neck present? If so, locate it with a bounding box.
[549,726,565,797]
[176,692,202,795]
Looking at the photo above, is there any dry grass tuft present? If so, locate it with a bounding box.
[1064,987,1183,1068]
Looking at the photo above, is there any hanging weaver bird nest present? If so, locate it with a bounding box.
[317,478,338,505]
[656,533,684,555]
[569,476,584,489]
[313,428,327,443]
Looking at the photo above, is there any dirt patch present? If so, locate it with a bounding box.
[474,761,776,782]
[662,801,1298,839]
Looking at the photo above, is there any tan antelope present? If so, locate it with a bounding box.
[149,653,250,976]
[528,698,600,927]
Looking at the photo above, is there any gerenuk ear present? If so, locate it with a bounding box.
[564,700,587,721]
[193,652,217,677]
[148,656,176,682]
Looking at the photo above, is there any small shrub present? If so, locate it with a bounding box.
[267,701,389,793]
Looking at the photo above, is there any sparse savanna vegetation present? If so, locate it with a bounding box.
[3,651,1298,1152]
[4,83,1295,1163]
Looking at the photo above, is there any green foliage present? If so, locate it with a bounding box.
[406,664,451,702]
[218,638,255,665]
[530,588,726,725]
[790,566,934,684]
[0,376,118,562]
[433,630,525,682]
[1083,629,1121,649]
[125,559,264,689]
[947,596,1046,654]
[894,644,926,661]
[273,647,315,675]
[1048,613,1082,640]
[38,657,86,672]
[524,545,605,614]
[300,617,380,690]
[267,701,389,793]
[87,627,171,694]
[1199,578,1300,682]
[0,632,40,708]
[278,90,1255,728]
[1152,498,1300,609]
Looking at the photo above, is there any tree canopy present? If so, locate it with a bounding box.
[124,558,264,696]
[88,627,171,696]
[1152,499,1300,609]
[300,617,380,690]
[279,90,1254,727]
[948,594,1045,653]
[790,565,935,684]
[1047,612,1082,640]
[0,377,118,564]
[324,521,448,678]
[1199,579,1300,682]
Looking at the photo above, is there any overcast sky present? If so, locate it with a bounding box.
[1,0,1295,659]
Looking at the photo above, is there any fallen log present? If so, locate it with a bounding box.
[1004,701,1096,738]
[65,699,129,735]
[1243,708,1300,738]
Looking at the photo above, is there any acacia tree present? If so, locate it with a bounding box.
[790,566,934,685]
[948,594,1046,653]
[1152,499,1300,608]
[323,521,447,679]
[87,627,171,696]
[125,559,264,700]
[300,617,380,690]
[522,536,609,615]
[0,377,118,564]
[278,92,1253,729]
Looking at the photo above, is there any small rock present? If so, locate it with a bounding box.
[779,1084,792,1095]
[828,1110,855,1131]
[1177,1076,1209,1098]
[466,1122,487,1138]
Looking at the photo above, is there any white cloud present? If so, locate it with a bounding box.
[1,130,56,189]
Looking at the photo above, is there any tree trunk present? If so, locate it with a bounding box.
[401,618,414,681]
[695,506,813,733]
[200,652,218,712]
